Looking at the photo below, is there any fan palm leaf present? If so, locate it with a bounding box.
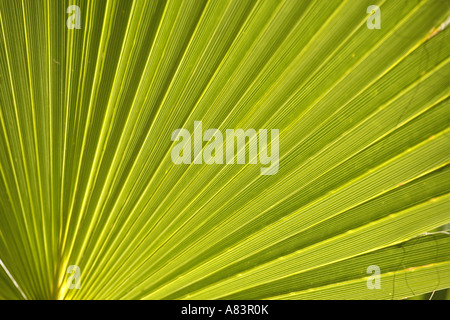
[0,0,449,300]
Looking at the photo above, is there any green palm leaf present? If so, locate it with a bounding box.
[0,0,449,300]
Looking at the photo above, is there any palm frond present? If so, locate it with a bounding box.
[0,0,449,300]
